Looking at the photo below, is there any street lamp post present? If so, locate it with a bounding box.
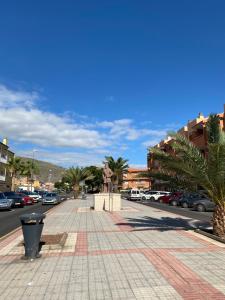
[30,149,37,192]
[48,169,52,191]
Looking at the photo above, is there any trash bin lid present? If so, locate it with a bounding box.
[20,212,46,222]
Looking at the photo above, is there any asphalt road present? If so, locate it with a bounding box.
[0,203,55,238]
[139,200,212,225]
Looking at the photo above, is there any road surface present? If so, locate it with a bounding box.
[0,202,56,238]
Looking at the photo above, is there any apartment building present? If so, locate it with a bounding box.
[0,138,14,192]
[147,105,225,188]
[122,168,150,190]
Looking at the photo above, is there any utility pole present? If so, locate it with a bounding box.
[30,149,37,192]
[48,169,52,191]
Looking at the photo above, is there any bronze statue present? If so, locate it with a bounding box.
[103,162,114,193]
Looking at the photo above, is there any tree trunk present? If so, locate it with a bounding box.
[212,203,225,238]
[11,176,15,192]
[73,185,80,199]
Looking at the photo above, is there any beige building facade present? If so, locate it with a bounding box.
[0,138,14,192]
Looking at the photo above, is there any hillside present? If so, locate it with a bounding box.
[19,157,66,183]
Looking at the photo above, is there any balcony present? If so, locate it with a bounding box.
[0,174,6,181]
[0,155,7,164]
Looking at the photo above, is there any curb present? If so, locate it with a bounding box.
[0,198,72,244]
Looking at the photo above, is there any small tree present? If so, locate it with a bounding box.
[63,167,93,198]
[85,166,103,192]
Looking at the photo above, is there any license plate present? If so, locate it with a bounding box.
[15,203,20,205]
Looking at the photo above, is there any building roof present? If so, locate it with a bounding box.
[127,168,148,173]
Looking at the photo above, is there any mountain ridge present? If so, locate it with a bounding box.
[19,156,66,183]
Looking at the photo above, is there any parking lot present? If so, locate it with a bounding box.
[122,190,213,228]
[139,200,212,225]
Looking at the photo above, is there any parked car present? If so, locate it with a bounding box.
[192,198,215,212]
[4,192,24,208]
[0,193,12,210]
[126,189,144,201]
[42,193,60,205]
[158,192,182,204]
[178,193,215,212]
[168,193,184,206]
[18,193,34,205]
[142,191,170,201]
[20,191,42,202]
[34,190,48,197]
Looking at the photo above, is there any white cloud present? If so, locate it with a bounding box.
[97,119,166,142]
[0,84,38,108]
[0,84,171,166]
[0,85,110,149]
[16,149,105,167]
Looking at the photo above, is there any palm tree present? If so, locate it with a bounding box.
[146,129,225,238]
[206,114,221,143]
[105,156,129,192]
[64,167,94,198]
[7,156,22,191]
[20,160,39,190]
[85,166,103,192]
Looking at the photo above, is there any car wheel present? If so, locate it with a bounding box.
[150,196,155,201]
[182,202,188,208]
[196,204,206,212]
[171,200,177,206]
[159,198,163,203]
[142,196,146,201]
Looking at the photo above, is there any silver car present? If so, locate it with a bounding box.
[42,193,60,205]
[0,193,12,210]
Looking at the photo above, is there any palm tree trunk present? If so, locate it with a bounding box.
[11,176,15,192]
[212,203,225,238]
[73,184,79,199]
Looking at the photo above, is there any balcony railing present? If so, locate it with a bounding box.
[0,175,6,181]
[0,156,7,163]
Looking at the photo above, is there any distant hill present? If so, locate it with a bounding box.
[19,157,66,183]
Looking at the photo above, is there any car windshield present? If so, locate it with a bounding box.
[4,192,15,196]
[46,193,57,197]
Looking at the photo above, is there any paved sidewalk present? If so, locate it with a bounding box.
[0,197,225,299]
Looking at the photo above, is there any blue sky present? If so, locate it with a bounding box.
[0,0,225,167]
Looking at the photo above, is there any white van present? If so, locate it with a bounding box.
[127,189,144,201]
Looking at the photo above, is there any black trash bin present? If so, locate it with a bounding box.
[20,212,46,259]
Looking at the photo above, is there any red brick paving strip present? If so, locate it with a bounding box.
[108,212,133,231]
[75,232,88,255]
[143,249,225,300]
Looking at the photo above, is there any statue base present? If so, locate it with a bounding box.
[93,193,121,212]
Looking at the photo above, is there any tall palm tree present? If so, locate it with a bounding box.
[105,156,129,192]
[7,156,22,191]
[20,160,39,190]
[64,167,94,198]
[206,114,221,143]
[146,130,225,238]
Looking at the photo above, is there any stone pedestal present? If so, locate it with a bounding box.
[94,193,121,212]
[93,193,108,211]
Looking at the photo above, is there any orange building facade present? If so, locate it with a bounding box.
[147,105,225,187]
[122,168,150,190]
